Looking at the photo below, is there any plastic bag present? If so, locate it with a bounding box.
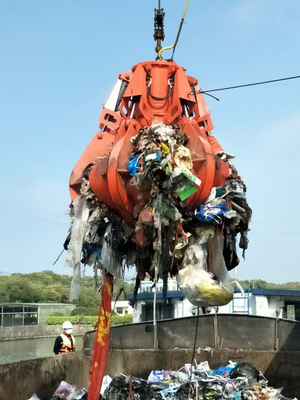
[128,153,142,176]
[51,381,88,400]
[196,199,228,224]
[66,196,89,301]
[101,375,112,395]
[229,363,259,381]
[174,145,193,169]
[178,228,233,306]
[52,381,76,399]
[27,395,40,400]
[99,223,122,278]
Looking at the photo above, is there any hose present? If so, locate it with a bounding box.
[158,0,190,61]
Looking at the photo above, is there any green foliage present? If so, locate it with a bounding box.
[0,270,135,306]
[45,315,96,325]
[50,311,65,316]
[45,314,133,326]
[111,314,133,325]
[113,279,135,301]
[0,278,9,303]
[234,279,300,290]
[71,306,99,316]
[76,286,101,308]
[71,306,90,316]
[2,274,45,303]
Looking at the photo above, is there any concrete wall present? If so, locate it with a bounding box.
[1,349,300,399]
[0,324,93,341]
[0,351,87,400]
[84,314,300,352]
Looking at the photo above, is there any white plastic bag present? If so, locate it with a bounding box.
[101,375,112,395]
[26,395,40,400]
[178,228,233,307]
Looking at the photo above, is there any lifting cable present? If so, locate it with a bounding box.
[158,0,190,61]
[198,74,300,100]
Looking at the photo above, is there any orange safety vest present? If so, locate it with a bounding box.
[58,332,76,354]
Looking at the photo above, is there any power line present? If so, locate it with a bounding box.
[0,211,68,226]
[198,74,300,95]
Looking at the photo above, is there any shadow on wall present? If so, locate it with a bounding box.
[264,318,300,397]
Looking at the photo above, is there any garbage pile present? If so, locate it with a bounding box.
[102,361,293,400]
[26,361,294,400]
[65,122,251,306]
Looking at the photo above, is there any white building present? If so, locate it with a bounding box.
[111,300,133,316]
[129,279,194,323]
[214,288,300,320]
[129,280,300,322]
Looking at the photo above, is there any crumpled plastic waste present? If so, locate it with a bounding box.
[196,199,228,224]
[64,121,251,307]
[174,146,193,169]
[101,375,113,396]
[102,361,292,400]
[49,380,87,400]
[99,223,122,278]
[128,153,142,176]
[229,363,260,382]
[178,228,233,306]
[26,395,40,400]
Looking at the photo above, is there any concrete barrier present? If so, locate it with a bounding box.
[0,324,93,341]
[0,351,87,400]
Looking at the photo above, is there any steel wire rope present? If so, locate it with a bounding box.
[197,74,300,97]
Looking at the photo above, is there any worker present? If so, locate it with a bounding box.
[53,320,76,355]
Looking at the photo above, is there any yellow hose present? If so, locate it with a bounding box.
[158,0,190,61]
[158,45,174,61]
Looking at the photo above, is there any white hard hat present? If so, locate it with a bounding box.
[62,321,73,331]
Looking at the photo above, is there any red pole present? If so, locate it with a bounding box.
[88,272,113,400]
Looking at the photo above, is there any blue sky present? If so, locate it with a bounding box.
[0,0,300,282]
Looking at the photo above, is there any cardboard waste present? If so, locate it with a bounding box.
[65,122,251,306]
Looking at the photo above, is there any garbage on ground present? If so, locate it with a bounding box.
[102,361,295,400]
[65,122,251,306]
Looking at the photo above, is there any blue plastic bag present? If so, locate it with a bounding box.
[211,366,234,376]
[195,200,228,224]
[128,153,142,176]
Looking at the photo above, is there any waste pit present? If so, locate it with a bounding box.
[26,360,296,400]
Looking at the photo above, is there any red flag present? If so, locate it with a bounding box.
[88,272,113,400]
